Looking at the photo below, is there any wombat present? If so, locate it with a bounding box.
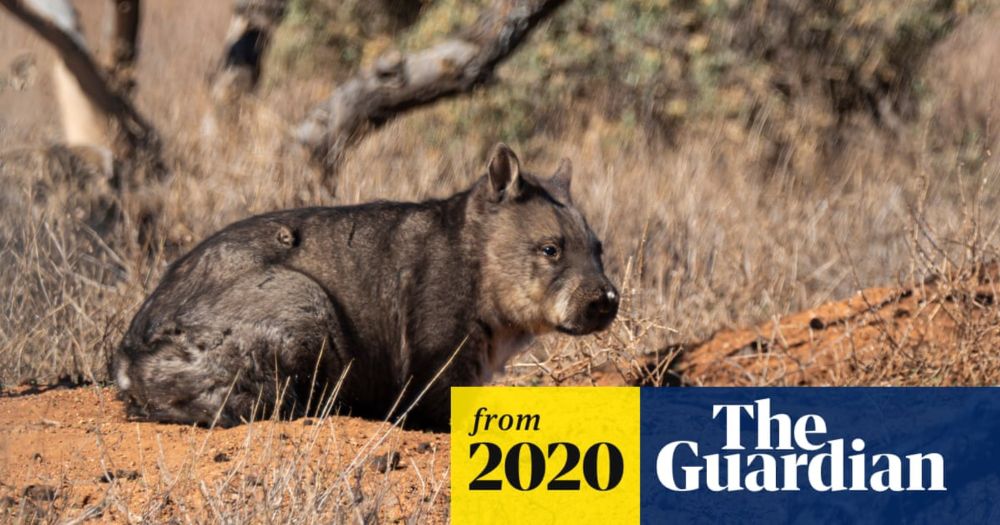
[111,144,618,430]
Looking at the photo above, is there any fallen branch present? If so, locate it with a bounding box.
[294,0,568,183]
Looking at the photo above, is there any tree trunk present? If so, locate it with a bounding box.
[210,0,287,106]
[105,0,140,94]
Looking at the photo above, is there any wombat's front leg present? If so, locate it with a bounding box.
[402,343,490,431]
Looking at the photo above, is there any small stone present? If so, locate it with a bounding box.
[372,451,401,473]
[117,469,140,481]
[23,485,56,501]
[244,475,264,487]
[96,469,139,483]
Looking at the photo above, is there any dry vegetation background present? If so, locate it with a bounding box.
[3,0,1000,388]
[2,0,1000,520]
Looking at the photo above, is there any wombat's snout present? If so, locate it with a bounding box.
[584,282,620,331]
[553,275,620,336]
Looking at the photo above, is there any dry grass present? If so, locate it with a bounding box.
[3,0,1000,521]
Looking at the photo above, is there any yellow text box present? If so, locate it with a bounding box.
[451,387,639,524]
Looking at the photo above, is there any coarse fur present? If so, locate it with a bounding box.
[111,144,618,430]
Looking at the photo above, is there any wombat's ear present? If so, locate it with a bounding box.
[550,158,572,202]
[486,143,522,201]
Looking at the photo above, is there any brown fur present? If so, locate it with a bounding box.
[111,144,618,430]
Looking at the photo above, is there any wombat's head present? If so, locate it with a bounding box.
[471,143,619,336]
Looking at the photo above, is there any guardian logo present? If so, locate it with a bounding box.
[656,399,946,492]
[640,388,999,523]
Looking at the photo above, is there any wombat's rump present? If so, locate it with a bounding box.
[111,144,618,430]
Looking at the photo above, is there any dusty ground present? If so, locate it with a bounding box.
[677,265,1000,386]
[0,387,451,523]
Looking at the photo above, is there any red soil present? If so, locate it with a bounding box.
[678,270,1000,386]
[0,387,451,522]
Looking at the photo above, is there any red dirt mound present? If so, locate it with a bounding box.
[0,387,450,523]
[677,268,1000,386]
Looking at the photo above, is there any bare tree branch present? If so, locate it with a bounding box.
[105,0,140,93]
[210,0,287,106]
[294,0,568,182]
[0,0,162,177]
[201,0,286,137]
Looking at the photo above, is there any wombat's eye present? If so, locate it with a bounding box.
[540,244,561,258]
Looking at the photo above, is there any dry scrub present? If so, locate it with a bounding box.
[2,0,1000,522]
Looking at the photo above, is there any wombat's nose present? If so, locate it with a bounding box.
[587,285,620,320]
